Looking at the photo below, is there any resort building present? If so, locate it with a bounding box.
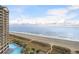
[0,6,9,53]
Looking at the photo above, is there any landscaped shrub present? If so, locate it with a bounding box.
[36,49,40,53]
[31,48,35,51]
[75,51,79,54]
[51,45,71,54]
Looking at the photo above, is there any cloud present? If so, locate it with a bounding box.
[10,16,66,26]
[68,5,79,10]
[47,9,68,16]
[9,5,79,26]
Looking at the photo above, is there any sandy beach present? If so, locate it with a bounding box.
[10,32,79,53]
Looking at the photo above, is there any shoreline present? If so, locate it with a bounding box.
[10,32,79,52]
[10,31,79,42]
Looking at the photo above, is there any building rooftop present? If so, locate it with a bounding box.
[0,5,9,12]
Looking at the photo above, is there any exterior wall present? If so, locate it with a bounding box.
[0,6,9,54]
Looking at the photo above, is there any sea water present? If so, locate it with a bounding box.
[10,24,79,41]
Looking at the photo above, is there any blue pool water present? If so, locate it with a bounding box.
[8,43,23,54]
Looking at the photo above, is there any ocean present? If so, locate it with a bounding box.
[10,24,79,41]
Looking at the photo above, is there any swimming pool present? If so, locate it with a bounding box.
[8,43,23,54]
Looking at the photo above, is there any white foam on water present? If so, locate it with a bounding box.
[10,31,79,42]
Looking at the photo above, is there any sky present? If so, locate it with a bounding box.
[7,5,79,26]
